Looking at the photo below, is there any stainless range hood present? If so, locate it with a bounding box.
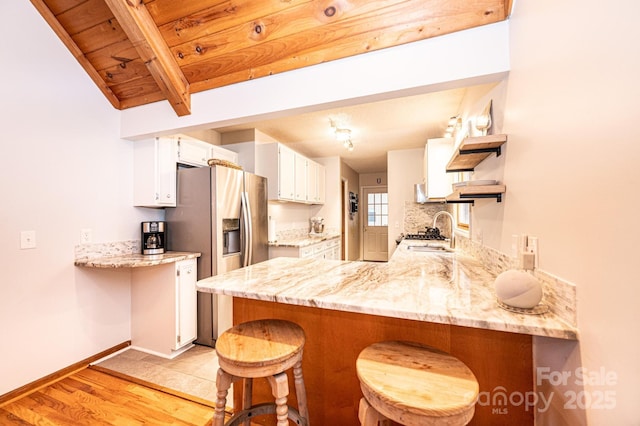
[414,183,446,203]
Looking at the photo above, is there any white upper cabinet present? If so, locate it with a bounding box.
[256,143,324,204]
[317,163,326,204]
[134,137,177,208]
[177,136,239,166]
[423,138,454,200]
[307,160,318,203]
[134,135,239,208]
[306,160,325,204]
[177,137,210,166]
[278,144,296,201]
[294,153,308,202]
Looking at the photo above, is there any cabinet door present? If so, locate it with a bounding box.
[133,137,177,207]
[294,153,308,202]
[177,137,211,166]
[157,138,177,206]
[317,164,326,204]
[175,259,197,350]
[307,160,318,203]
[425,138,454,199]
[278,145,295,200]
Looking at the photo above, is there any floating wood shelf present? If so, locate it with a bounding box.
[446,184,506,204]
[446,134,508,172]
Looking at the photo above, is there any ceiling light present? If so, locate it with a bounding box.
[475,100,493,136]
[444,115,461,138]
[335,128,351,142]
[346,140,354,152]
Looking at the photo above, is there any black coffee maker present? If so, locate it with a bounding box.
[141,221,165,255]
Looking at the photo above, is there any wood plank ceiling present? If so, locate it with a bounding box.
[30,0,512,117]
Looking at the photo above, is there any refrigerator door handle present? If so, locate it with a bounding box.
[241,191,253,267]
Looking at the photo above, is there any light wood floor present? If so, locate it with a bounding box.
[0,367,216,425]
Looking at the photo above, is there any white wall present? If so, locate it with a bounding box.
[0,3,162,395]
[388,149,424,256]
[469,2,639,424]
[119,22,510,139]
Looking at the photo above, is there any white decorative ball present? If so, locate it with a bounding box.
[494,269,543,309]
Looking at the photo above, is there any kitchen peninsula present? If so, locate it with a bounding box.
[197,241,577,425]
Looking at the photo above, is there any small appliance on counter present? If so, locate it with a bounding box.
[309,217,325,235]
[141,221,165,255]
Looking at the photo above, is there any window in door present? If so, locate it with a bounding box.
[363,187,388,262]
[367,192,388,226]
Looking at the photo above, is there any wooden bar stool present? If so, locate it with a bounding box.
[356,341,479,426]
[213,319,310,426]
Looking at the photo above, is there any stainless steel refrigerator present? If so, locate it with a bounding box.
[166,165,268,347]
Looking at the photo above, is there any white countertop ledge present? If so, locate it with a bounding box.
[197,243,578,340]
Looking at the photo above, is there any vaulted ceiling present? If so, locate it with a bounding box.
[31,0,512,117]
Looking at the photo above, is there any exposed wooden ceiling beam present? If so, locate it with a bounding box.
[29,0,122,110]
[104,0,191,116]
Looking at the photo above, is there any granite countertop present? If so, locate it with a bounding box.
[75,251,201,268]
[197,241,578,340]
[268,232,341,247]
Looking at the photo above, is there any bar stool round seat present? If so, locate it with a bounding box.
[356,341,479,426]
[214,319,309,426]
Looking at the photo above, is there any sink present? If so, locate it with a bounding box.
[407,244,453,253]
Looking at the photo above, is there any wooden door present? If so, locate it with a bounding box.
[363,187,388,262]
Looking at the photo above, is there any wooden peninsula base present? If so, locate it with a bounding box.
[233,298,533,426]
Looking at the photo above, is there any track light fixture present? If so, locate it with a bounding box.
[444,115,461,138]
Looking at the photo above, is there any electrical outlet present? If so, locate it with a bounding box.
[80,228,93,244]
[20,230,36,249]
[519,234,528,256]
[528,236,539,268]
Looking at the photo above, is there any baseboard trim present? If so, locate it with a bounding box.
[0,340,131,406]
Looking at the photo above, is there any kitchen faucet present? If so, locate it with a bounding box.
[432,211,456,249]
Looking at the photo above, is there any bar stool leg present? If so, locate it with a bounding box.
[293,357,310,424]
[242,378,253,426]
[358,398,390,426]
[214,368,233,426]
[267,372,290,426]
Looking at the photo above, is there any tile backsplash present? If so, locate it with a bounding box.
[403,201,452,235]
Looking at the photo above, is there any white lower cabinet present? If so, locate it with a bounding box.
[131,258,197,358]
[269,238,341,260]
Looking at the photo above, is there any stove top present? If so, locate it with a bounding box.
[404,227,445,240]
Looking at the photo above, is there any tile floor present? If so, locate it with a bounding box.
[93,344,220,403]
